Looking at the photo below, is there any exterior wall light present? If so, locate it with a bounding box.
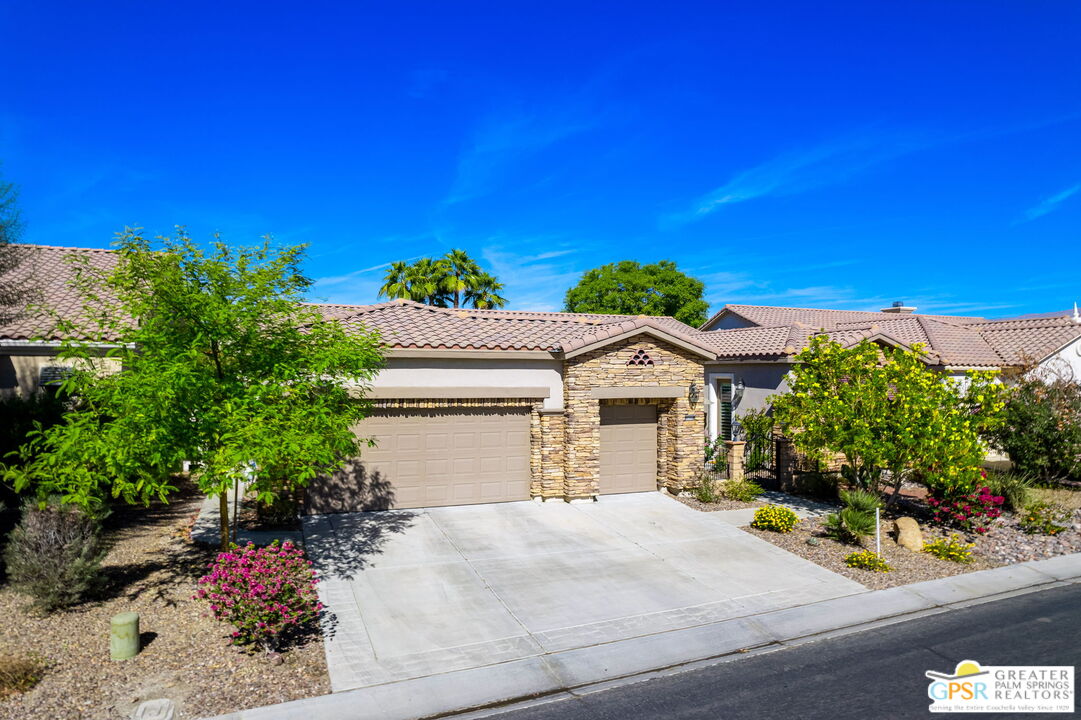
[735,378,745,401]
[688,383,700,406]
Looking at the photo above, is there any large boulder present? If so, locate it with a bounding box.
[893,517,923,551]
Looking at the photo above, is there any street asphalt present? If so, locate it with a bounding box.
[483,583,1081,720]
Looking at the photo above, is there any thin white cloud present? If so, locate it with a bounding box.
[443,105,596,206]
[666,134,922,226]
[1017,183,1080,224]
[480,241,582,311]
[670,114,1081,228]
[312,254,426,289]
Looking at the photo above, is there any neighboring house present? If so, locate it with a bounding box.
[0,244,123,396]
[3,244,1079,513]
[696,302,1081,435]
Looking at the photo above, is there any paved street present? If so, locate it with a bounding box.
[485,584,1081,720]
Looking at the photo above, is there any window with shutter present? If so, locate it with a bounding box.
[717,379,733,441]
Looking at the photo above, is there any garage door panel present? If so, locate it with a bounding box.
[599,404,658,495]
[308,407,531,512]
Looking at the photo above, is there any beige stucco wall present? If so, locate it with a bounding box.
[371,354,565,410]
[0,350,122,397]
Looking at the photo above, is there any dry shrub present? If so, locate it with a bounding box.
[0,654,46,698]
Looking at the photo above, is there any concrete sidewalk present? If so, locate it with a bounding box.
[205,553,1081,720]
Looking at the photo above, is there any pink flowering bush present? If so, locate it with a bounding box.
[195,540,323,652]
[927,486,1004,535]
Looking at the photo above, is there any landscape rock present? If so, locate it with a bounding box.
[893,517,923,551]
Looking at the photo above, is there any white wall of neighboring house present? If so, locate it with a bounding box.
[1037,335,1081,382]
[371,354,565,410]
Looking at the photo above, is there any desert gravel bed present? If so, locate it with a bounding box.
[675,494,764,512]
[744,517,999,590]
[978,508,1081,564]
[0,484,329,720]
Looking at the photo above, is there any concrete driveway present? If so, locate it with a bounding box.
[302,492,864,692]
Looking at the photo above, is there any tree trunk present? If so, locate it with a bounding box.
[884,470,905,508]
[219,493,230,551]
[232,478,240,544]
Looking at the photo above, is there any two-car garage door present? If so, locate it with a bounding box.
[307,403,660,514]
[316,407,532,511]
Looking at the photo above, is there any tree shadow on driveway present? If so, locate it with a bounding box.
[302,462,417,582]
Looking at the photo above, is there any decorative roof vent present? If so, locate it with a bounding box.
[627,349,654,366]
[881,300,917,314]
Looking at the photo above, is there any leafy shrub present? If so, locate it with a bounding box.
[0,392,67,461]
[2,501,106,611]
[824,507,876,543]
[691,472,721,504]
[195,540,323,652]
[703,436,728,474]
[0,654,46,699]
[750,505,799,533]
[1018,502,1071,536]
[928,486,1004,534]
[984,371,1081,481]
[824,488,882,543]
[844,550,891,572]
[839,488,882,513]
[923,534,975,564]
[792,470,841,499]
[982,470,1033,512]
[738,408,774,472]
[722,478,765,502]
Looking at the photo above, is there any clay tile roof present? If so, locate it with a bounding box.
[965,316,1081,364]
[693,325,793,358]
[0,244,122,342]
[711,303,985,329]
[321,299,718,355]
[699,310,1078,368]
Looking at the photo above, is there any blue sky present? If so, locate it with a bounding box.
[1,2,1078,319]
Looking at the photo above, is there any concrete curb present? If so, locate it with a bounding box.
[204,553,1081,720]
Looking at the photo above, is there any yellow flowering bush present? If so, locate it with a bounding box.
[844,550,892,572]
[923,534,975,563]
[750,505,799,533]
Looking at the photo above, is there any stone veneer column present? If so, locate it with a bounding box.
[725,440,746,482]
[538,409,566,498]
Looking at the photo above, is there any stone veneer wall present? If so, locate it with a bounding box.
[559,336,706,499]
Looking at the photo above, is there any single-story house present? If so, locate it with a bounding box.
[3,244,1080,512]
[696,301,1081,425]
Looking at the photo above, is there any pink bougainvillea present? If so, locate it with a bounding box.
[195,540,322,651]
[927,486,1004,535]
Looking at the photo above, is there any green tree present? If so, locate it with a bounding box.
[563,260,709,326]
[985,367,1081,481]
[378,249,507,309]
[440,248,480,309]
[465,271,507,309]
[771,336,1005,505]
[3,229,384,548]
[0,165,29,325]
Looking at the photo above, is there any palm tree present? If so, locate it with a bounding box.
[465,271,508,309]
[377,251,506,309]
[406,258,447,306]
[439,249,481,309]
[377,261,412,301]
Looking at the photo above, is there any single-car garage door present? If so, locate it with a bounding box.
[599,404,658,494]
[308,407,531,513]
